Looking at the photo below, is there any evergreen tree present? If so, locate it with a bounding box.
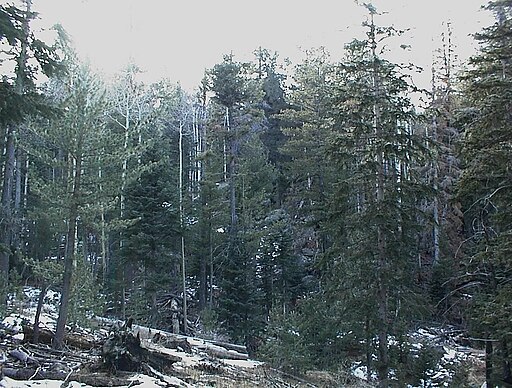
[324,7,431,385]
[457,1,512,385]
[204,55,268,345]
[279,48,335,281]
[0,0,65,307]
[426,24,466,321]
[122,140,180,328]
[104,63,157,319]
[28,61,108,348]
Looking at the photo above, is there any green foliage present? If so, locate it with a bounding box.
[0,3,66,126]
[388,340,443,386]
[457,0,512,352]
[21,256,62,287]
[199,307,219,334]
[122,140,180,324]
[253,209,304,315]
[68,260,104,327]
[206,54,255,109]
[258,309,312,373]
[217,235,265,344]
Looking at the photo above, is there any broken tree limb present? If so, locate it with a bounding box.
[8,348,39,365]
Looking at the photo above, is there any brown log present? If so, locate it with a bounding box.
[146,347,182,368]
[22,325,98,350]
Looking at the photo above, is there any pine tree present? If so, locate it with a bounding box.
[104,63,156,319]
[28,61,108,349]
[0,0,65,307]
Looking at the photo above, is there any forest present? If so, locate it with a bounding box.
[1,0,512,387]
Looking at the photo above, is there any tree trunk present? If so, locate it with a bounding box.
[32,285,48,344]
[503,339,512,385]
[54,151,82,349]
[370,12,389,387]
[226,107,238,235]
[0,126,16,305]
[486,339,494,388]
[179,120,188,334]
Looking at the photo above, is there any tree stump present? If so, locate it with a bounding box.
[102,331,147,372]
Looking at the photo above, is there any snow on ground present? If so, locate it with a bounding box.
[2,287,59,332]
[221,359,264,368]
[0,374,179,388]
[349,327,485,387]
[1,287,266,388]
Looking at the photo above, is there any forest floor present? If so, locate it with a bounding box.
[0,287,486,387]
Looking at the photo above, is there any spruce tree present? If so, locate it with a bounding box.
[122,140,180,328]
[457,1,512,385]
[204,55,267,345]
[325,7,431,385]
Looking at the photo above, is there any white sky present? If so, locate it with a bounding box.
[32,0,493,92]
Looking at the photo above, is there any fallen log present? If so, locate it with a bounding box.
[201,344,249,361]
[3,367,66,380]
[145,346,182,368]
[8,348,39,365]
[152,332,192,353]
[208,339,247,354]
[22,325,99,350]
[132,325,248,358]
[2,368,137,387]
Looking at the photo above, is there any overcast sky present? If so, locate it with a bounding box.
[32,0,492,91]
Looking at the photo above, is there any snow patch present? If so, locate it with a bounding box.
[221,359,264,368]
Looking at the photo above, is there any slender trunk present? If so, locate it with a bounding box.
[101,207,108,284]
[23,157,29,209]
[14,151,22,213]
[180,235,187,333]
[370,13,389,387]
[431,69,440,267]
[226,107,237,233]
[0,126,16,305]
[199,254,207,309]
[198,196,208,310]
[54,151,82,349]
[118,101,130,319]
[32,285,49,344]
[179,120,188,334]
[365,318,373,382]
[209,224,214,308]
[98,162,109,286]
[503,339,512,385]
[486,339,494,387]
